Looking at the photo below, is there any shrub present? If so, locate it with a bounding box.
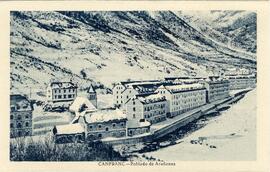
[10,135,126,161]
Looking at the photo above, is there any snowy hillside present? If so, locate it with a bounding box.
[10,11,257,93]
[177,11,257,54]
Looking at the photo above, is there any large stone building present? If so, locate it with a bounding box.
[201,77,230,103]
[226,75,256,90]
[84,109,127,140]
[10,95,33,138]
[54,102,127,143]
[155,83,207,118]
[125,93,167,125]
[112,80,163,108]
[46,81,78,103]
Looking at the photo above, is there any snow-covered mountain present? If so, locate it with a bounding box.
[177,11,257,54]
[10,11,257,93]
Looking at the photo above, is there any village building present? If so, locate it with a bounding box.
[200,77,230,103]
[112,80,164,108]
[84,109,127,141]
[155,83,207,118]
[53,123,85,143]
[53,97,127,143]
[46,81,78,103]
[126,93,167,125]
[10,94,33,138]
[225,75,256,90]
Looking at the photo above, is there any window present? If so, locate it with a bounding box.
[133,114,136,119]
[133,107,136,111]
[112,123,116,128]
[89,125,93,130]
[10,115,13,120]
[58,95,62,99]
[121,122,125,127]
[105,127,109,131]
[64,89,66,93]
[133,101,135,105]
[10,123,14,128]
[54,95,57,99]
[98,124,102,129]
[11,106,16,112]
[68,95,72,98]
[17,123,22,128]
[25,122,29,127]
[17,115,21,120]
[98,133,102,138]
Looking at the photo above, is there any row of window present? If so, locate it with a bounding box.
[172,103,203,112]
[10,121,30,128]
[10,104,29,111]
[10,114,30,120]
[88,131,125,139]
[53,94,75,99]
[144,104,166,111]
[144,110,166,119]
[172,97,205,105]
[172,92,205,99]
[88,122,125,131]
[52,88,76,94]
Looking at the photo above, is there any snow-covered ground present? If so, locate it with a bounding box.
[144,88,256,160]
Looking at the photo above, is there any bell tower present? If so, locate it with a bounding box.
[87,84,97,108]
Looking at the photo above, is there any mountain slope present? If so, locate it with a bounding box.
[10,11,257,94]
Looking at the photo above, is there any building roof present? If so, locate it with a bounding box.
[119,79,161,86]
[87,84,96,93]
[50,81,78,89]
[69,97,97,113]
[10,94,33,111]
[136,93,166,104]
[85,109,127,123]
[54,123,85,135]
[163,83,205,94]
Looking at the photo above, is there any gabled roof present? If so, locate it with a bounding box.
[87,84,96,93]
[69,97,97,113]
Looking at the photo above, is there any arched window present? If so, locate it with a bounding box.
[25,122,29,127]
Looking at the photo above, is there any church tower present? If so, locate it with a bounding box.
[87,84,97,108]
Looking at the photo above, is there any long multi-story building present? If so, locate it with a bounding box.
[201,78,230,103]
[10,95,33,138]
[226,75,256,90]
[112,80,164,108]
[46,81,78,103]
[125,93,167,126]
[155,83,207,118]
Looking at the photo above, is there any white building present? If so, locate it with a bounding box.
[125,93,167,126]
[155,83,207,118]
[46,81,78,103]
[225,75,256,90]
[201,77,230,103]
[112,80,163,108]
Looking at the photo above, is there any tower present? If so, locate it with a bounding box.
[87,84,97,108]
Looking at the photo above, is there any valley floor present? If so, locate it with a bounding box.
[143,89,256,161]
